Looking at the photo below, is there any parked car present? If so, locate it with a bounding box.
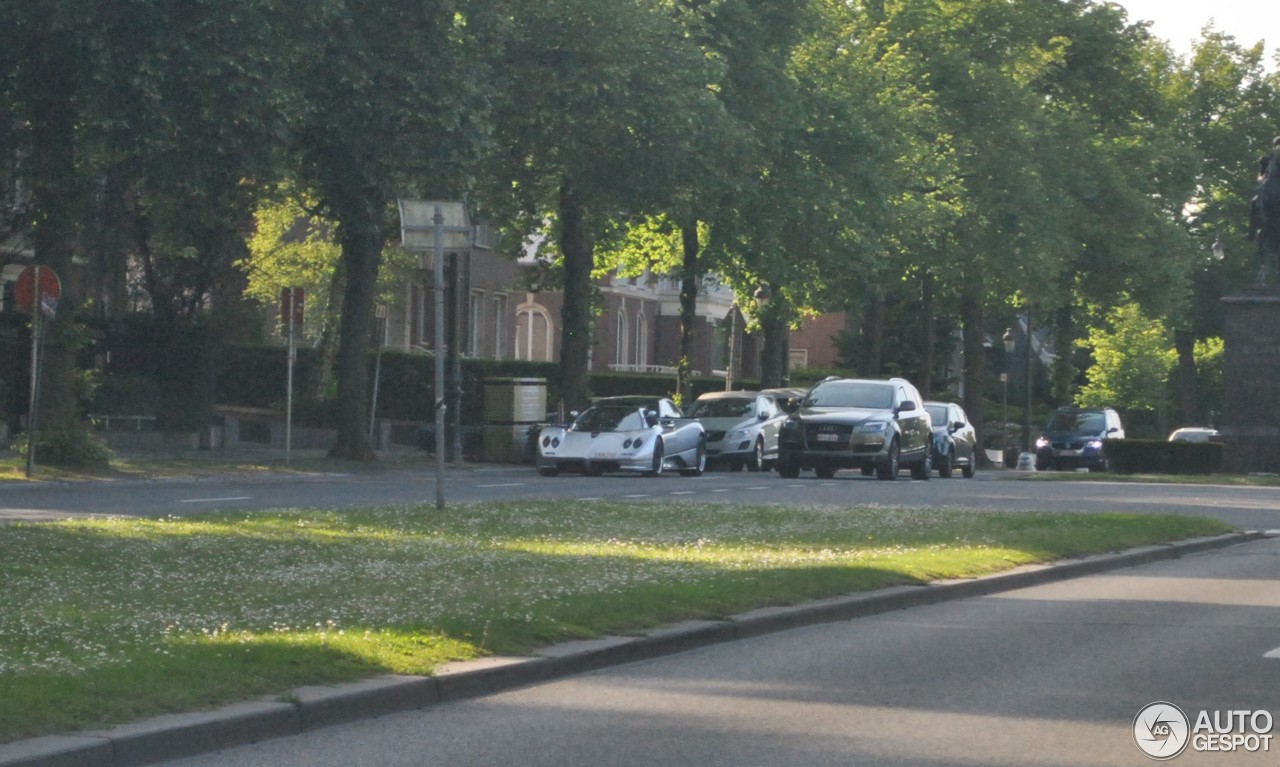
[775,377,932,480]
[535,396,706,477]
[1034,407,1124,472]
[686,388,805,471]
[924,401,977,478]
[1169,427,1220,442]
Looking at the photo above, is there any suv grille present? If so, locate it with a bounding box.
[804,423,852,450]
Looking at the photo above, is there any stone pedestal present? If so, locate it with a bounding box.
[1221,287,1280,473]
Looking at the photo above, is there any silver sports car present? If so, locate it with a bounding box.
[536,396,706,477]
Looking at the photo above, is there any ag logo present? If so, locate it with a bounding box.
[1134,702,1190,760]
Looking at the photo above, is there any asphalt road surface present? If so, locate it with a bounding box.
[154,534,1280,767]
[1,465,1278,530]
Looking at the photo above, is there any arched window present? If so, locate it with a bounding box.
[634,312,647,367]
[515,303,554,361]
[615,306,629,366]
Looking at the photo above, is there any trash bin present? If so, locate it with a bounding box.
[481,378,547,463]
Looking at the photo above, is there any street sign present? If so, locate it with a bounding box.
[15,265,61,317]
[280,287,304,329]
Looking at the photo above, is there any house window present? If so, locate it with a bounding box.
[469,289,485,356]
[615,307,629,366]
[635,313,647,367]
[492,293,507,360]
[789,348,809,369]
[515,304,553,361]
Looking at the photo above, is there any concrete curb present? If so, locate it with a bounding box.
[0,530,1267,767]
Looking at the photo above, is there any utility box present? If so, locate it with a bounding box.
[481,378,547,463]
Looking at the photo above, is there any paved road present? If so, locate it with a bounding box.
[2,465,1278,530]
[154,535,1280,766]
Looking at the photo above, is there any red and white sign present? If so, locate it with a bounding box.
[15,265,61,317]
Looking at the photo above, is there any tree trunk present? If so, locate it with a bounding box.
[960,286,988,466]
[1174,330,1199,426]
[327,211,381,461]
[676,222,699,407]
[309,258,346,401]
[557,178,595,412]
[24,14,83,437]
[861,291,885,376]
[920,271,935,398]
[758,295,789,388]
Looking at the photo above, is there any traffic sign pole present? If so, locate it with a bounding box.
[25,267,43,477]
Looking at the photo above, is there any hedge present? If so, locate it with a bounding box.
[1105,438,1223,474]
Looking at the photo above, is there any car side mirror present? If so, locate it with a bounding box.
[784,398,800,413]
[644,409,659,427]
[896,401,918,414]
[951,420,965,432]
[757,411,769,421]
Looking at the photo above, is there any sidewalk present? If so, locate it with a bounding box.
[0,530,1267,767]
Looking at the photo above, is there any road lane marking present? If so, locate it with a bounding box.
[577,497,603,501]
[747,486,769,491]
[1265,647,1280,659]
[670,491,696,495]
[178,497,252,504]
[477,483,525,488]
[622,494,651,499]
[710,488,730,493]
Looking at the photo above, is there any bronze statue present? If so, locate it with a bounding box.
[1247,136,1280,284]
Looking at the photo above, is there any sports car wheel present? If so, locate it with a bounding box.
[645,439,665,477]
[680,436,707,476]
[748,437,765,472]
[876,439,900,481]
[936,451,954,478]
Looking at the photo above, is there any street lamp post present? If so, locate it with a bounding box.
[1002,327,1015,467]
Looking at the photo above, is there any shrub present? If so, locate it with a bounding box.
[11,428,113,469]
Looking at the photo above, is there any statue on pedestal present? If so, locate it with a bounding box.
[1247,136,1280,284]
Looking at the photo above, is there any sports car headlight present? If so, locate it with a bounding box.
[542,436,551,447]
[854,421,889,434]
[630,437,645,450]
[551,437,560,448]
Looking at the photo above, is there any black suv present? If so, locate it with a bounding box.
[1034,407,1124,471]
[776,377,933,480]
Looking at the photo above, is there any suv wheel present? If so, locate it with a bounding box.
[876,440,900,481]
[815,466,836,479]
[777,461,800,479]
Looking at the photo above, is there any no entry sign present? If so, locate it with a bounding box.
[15,265,61,317]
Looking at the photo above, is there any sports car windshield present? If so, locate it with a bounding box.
[570,406,647,432]
[687,399,756,419]
[804,382,893,409]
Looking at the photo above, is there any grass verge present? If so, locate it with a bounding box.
[0,500,1234,742]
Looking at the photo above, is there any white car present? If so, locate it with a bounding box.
[1169,427,1219,442]
[536,396,706,477]
[686,388,805,471]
